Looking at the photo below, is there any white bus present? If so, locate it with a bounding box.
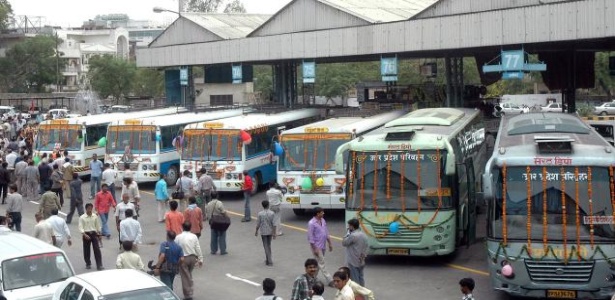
[278,110,406,215]
[181,109,322,193]
[35,107,185,175]
[105,109,246,185]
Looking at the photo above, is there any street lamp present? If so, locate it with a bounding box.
[152,7,180,15]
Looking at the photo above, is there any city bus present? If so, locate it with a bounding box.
[482,113,615,299]
[35,107,185,176]
[334,107,488,256]
[278,110,406,215]
[105,109,246,185]
[181,108,322,193]
[582,116,614,146]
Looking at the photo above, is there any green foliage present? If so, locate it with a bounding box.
[186,0,224,12]
[594,52,615,98]
[132,68,164,98]
[576,103,594,117]
[0,0,12,31]
[223,0,246,13]
[0,35,59,93]
[88,55,136,104]
[253,65,273,102]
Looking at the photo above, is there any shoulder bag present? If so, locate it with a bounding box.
[159,242,180,274]
[209,200,231,231]
[172,179,184,200]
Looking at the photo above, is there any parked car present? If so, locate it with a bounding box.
[48,109,70,119]
[497,102,524,115]
[110,105,132,113]
[541,103,564,113]
[66,113,82,118]
[593,102,615,116]
[52,269,180,300]
[0,106,29,121]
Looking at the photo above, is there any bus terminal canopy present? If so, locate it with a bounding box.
[137,0,615,89]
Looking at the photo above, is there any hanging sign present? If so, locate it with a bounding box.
[232,64,243,84]
[381,56,398,82]
[482,49,547,80]
[179,68,188,86]
[303,61,315,83]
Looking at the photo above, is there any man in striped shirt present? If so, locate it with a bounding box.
[290,258,318,300]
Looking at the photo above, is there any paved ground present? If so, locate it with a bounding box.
[8,182,510,300]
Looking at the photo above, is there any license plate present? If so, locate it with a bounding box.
[387,248,409,255]
[546,290,576,299]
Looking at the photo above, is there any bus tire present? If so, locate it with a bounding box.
[166,165,179,186]
[251,172,261,195]
[293,209,305,216]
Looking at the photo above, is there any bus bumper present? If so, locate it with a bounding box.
[114,171,159,184]
[492,278,615,299]
[214,180,243,192]
[283,194,345,210]
[367,244,454,257]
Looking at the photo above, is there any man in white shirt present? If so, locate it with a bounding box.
[33,212,56,245]
[116,241,144,270]
[5,149,17,179]
[266,182,284,236]
[332,271,354,300]
[102,163,117,202]
[14,156,27,194]
[47,208,72,248]
[175,221,203,300]
[119,208,142,249]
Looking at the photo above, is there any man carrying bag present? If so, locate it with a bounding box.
[205,199,230,255]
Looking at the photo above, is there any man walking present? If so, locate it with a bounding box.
[38,159,51,193]
[307,207,334,286]
[204,198,228,255]
[50,164,64,207]
[120,177,140,217]
[342,218,369,286]
[176,222,203,300]
[25,160,40,201]
[66,173,84,224]
[241,170,253,222]
[197,168,215,207]
[290,258,319,300]
[165,200,184,236]
[154,231,184,290]
[95,184,116,239]
[116,241,144,271]
[175,170,193,211]
[183,197,203,238]
[33,212,55,245]
[119,209,142,249]
[89,154,103,199]
[266,182,283,236]
[39,185,61,219]
[14,157,26,195]
[0,162,10,204]
[47,208,72,248]
[255,200,276,266]
[101,163,117,203]
[155,174,169,222]
[62,158,74,200]
[6,184,22,231]
[79,203,103,270]
[115,194,135,243]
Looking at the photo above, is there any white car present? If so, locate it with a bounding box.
[497,102,524,115]
[593,102,615,116]
[541,103,564,113]
[52,269,180,300]
[110,105,132,113]
[48,109,70,119]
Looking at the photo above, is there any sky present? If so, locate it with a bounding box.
[10,0,291,28]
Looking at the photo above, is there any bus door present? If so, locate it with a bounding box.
[464,158,477,246]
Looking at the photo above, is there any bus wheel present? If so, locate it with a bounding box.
[293,209,305,216]
[166,166,179,186]
[251,172,261,195]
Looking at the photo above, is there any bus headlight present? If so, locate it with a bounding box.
[226,174,232,180]
[436,226,444,233]
[141,164,156,170]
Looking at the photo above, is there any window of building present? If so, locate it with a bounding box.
[210,95,233,106]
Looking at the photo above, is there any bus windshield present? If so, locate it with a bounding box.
[36,125,81,151]
[106,126,157,155]
[347,150,451,211]
[280,133,351,171]
[182,130,241,161]
[491,166,615,241]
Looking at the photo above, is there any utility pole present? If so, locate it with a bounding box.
[55,31,60,92]
[178,0,185,13]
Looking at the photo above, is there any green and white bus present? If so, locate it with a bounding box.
[335,108,487,256]
[483,113,615,299]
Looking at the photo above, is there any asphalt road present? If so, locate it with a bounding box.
[7,182,509,300]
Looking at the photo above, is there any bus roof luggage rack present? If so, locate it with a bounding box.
[508,116,590,135]
[534,135,575,154]
[385,131,415,141]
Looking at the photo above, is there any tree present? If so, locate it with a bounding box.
[223,0,247,13]
[0,35,58,93]
[132,68,164,98]
[0,0,12,31]
[185,0,223,12]
[88,55,136,104]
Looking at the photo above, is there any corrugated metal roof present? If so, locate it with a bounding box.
[181,13,271,39]
[317,0,438,23]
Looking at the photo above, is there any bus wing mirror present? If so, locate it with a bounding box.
[482,173,493,200]
[335,142,351,174]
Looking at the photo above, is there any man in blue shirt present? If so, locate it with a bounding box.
[155,174,169,223]
[154,230,184,291]
[89,154,103,199]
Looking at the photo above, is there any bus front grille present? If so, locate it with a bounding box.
[118,163,139,171]
[301,185,332,194]
[525,260,594,283]
[371,224,422,243]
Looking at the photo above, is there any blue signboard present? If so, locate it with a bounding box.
[502,72,525,80]
[482,49,546,80]
[501,50,525,71]
[232,64,243,84]
[303,61,315,84]
[381,56,398,82]
[179,68,188,86]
